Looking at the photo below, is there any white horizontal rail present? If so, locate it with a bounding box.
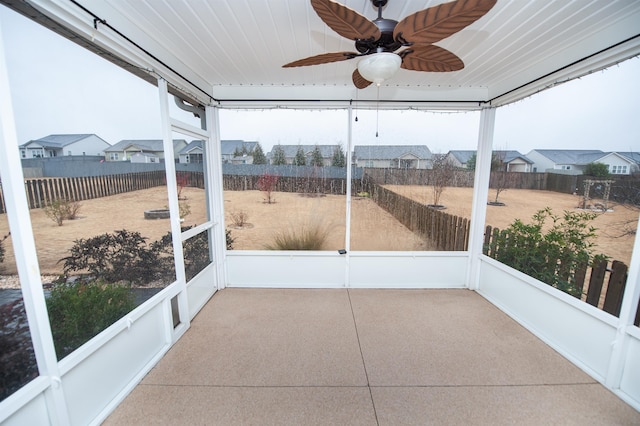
[170,118,209,139]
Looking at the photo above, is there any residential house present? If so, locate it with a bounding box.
[446,150,534,172]
[268,144,341,166]
[178,140,204,164]
[353,145,432,169]
[221,140,258,164]
[104,139,187,162]
[526,149,639,175]
[19,134,110,158]
[619,152,640,174]
[597,152,640,175]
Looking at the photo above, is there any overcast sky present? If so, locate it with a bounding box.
[1,6,639,155]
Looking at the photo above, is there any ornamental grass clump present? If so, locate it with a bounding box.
[266,222,330,250]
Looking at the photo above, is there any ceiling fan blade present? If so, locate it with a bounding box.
[311,0,381,41]
[401,45,464,72]
[352,69,373,89]
[283,51,357,67]
[394,0,497,45]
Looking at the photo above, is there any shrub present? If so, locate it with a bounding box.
[43,198,81,226]
[229,210,249,227]
[183,231,210,280]
[489,207,601,297]
[0,233,9,264]
[584,162,611,178]
[0,299,38,402]
[226,229,235,250]
[266,222,329,250]
[60,230,172,285]
[179,202,191,219]
[46,280,135,359]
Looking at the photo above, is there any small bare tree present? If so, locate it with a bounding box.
[489,151,508,205]
[257,173,279,204]
[429,154,456,207]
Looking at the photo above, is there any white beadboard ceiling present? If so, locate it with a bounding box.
[12,0,640,107]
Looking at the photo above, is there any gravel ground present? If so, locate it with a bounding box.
[0,275,59,290]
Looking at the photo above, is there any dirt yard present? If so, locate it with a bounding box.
[386,185,638,265]
[0,185,637,276]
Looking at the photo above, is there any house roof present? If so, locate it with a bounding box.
[20,134,105,148]
[618,152,640,165]
[449,150,532,164]
[528,149,605,165]
[8,1,640,108]
[269,144,341,158]
[448,150,476,164]
[179,140,204,155]
[354,145,432,160]
[220,140,258,156]
[105,139,186,152]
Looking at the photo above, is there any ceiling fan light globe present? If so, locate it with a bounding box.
[357,52,401,85]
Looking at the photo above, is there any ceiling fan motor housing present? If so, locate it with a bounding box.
[355,17,401,53]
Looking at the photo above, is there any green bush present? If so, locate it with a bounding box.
[153,227,211,281]
[488,207,603,297]
[266,222,329,250]
[584,162,611,178]
[61,230,173,285]
[46,280,135,359]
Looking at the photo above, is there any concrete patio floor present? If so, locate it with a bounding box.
[104,289,640,425]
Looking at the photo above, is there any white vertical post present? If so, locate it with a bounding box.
[467,106,496,291]
[205,105,227,290]
[605,212,640,388]
[0,21,70,424]
[344,106,354,287]
[157,79,190,332]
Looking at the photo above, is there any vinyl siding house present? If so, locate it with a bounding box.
[268,144,341,166]
[446,150,534,172]
[220,140,258,164]
[353,145,432,169]
[526,149,639,175]
[104,139,187,162]
[19,134,110,158]
[178,140,204,164]
[598,152,640,175]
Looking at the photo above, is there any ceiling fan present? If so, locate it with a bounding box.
[283,0,497,89]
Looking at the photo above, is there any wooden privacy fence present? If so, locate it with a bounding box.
[222,174,368,195]
[364,168,547,190]
[371,184,470,251]
[0,171,368,213]
[484,224,640,325]
[0,171,166,212]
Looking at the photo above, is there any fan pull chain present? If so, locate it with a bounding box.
[376,85,380,137]
[355,90,358,122]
